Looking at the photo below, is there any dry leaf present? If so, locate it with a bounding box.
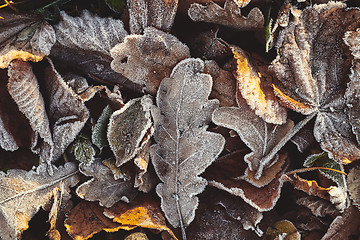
[125,232,149,240]
[70,134,96,165]
[264,220,301,240]
[103,195,177,239]
[76,159,137,208]
[270,2,360,164]
[296,196,339,218]
[108,95,153,167]
[129,0,178,34]
[0,162,79,240]
[51,10,141,92]
[150,58,225,232]
[212,98,293,179]
[65,201,122,240]
[231,46,287,124]
[188,0,264,31]
[347,166,360,210]
[111,27,190,94]
[0,10,55,68]
[92,105,113,151]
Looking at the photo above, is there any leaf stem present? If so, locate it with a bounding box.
[286,167,347,176]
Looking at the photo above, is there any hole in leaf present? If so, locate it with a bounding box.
[121,57,128,63]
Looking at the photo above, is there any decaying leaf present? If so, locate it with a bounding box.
[0,162,79,240]
[129,0,178,34]
[296,196,339,218]
[7,59,89,166]
[76,159,137,208]
[65,201,122,240]
[270,2,360,164]
[0,10,56,68]
[111,27,190,94]
[212,98,293,179]
[188,0,264,31]
[103,195,177,239]
[92,105,113,151]
[231,46,287,124]
[347,166,360,210]
[264,220,301,240]
[51,10,141,92]
[150,58,225,232]
[108,95,153,167]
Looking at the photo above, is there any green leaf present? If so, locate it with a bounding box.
[92,105,113,151]
[70,134,95,164]
[304,152,346,188]
[105,0,125,13]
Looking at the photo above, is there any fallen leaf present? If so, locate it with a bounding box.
[108,95,153,167]
[103,195,177,239]
[70,134,96,165]
[0,162,79,240]
[270,2,360,164]
[129,0,178,34]
[0,10,55,68]
[212,98,293,179]
[188,0,264,31]
[105,0,126,13]
[231,46,287,124]
[110,27,190,94]
[92,105,114,151]
[264,220,301,240]
[125,232,149,240]
[150,58,225,234]
[346,166,360,210]
[64,201,122,240]
[296,196,339,218]
[76,159,137,208]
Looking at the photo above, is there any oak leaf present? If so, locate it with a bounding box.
[150,58,225,232]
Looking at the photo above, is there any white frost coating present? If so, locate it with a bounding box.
[329,186,347,211]
[54,10,128,55]
[31,21,56,56]
[0,117,18,151]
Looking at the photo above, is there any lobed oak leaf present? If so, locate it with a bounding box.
[231,46,287,124]
[270,2,360,164]
[64,201,122,240]
[150,58,225,233]
[76,159,137,208]
[111,27,190,94]
[129,0,178,34]
[188,0,264,31]
[0,10,55,68]
[0,162,80,240]
[212,98,293,179]
[103,195,178,239]
[108,95,153,167]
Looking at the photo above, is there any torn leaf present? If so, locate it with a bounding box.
[108,95,153,167]
[188,0,264,31]
[0,162,79,240]
[0,10,55,68]
[150,58,225,230]
[231,46,287,124]
[129,0,178,34]
[212,98,293,178]
[111,27,190,94]
[76,159,137,208]
[270,2,360,164]
[92,105,113,151]
[103,195,178,239]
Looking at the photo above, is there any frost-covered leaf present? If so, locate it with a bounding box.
[103,195,178,239]
[212,98,293,179]
[347,166,360,210]
[108,95,153,167]
[0,162,79,240]
[296,196,339,218]
[111,27,190,94]
[92,105,113,151]
[51,10,141,91]
[70,134,96,165]
[264,220,301,240]
[150,58,225,231]
[270,2,360,164]
[129,0,178,34]
[0,10,55,68]
[188,0,264,31]
[105,0,126,13]
[76,159,137,208]
[231,46,287,124]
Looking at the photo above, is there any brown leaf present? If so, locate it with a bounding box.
[64,201,122,240]
[347,166,360,210]
[188,0,264,31]
[270,2,360,164]
[111,27,190,94]
[0,10,55,68]
[264,220,301,240]
[296,196,339,218]
[103,195,177,239]
[76,159,137,208]
[150,58,225,231]
[129,0,178,34]
[231,46,287,124]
